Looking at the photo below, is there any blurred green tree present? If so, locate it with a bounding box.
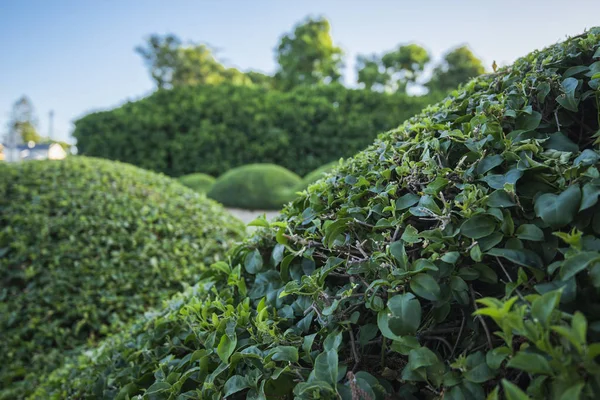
[136,34,271,88]
[357,44,430,93]
[427,45,485,92]
[274,16,344,89]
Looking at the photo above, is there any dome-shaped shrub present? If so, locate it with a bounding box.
[178,172,216,193]
[294,160,341,192]
[0,157,243,398]
[34,30,600,399]
[207,163,301,209]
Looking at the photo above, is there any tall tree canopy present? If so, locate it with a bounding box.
[427,45,485,92]
[274,16,344,89]
[7,96,41,144]
[357,44,430,92]
[136,34,270,89]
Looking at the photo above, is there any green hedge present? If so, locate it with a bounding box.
[207,163,301,210]
[178,172,215,193]
[0,157,244,399]
[73,84,437,177]
[35,30,600,399]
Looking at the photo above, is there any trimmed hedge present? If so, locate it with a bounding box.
[35,30,600,399]
[179,172,215,193]
[207,163,301,210]
[0,157,244,399]
[73,84,437,177]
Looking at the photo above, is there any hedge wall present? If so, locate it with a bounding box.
[0,157,244,399]
[34,29,600,400]
[73,84,436,177]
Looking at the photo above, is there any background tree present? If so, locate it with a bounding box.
[274,16,344,89]
[135,34,182,89]
[357,44,430,93]
[356,54,389,91]
[427,45,485,92]
[136,34,268,88]
[7,96,41,144]
[381,44,430,91]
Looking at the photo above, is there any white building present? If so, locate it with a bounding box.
[0,141,67,162]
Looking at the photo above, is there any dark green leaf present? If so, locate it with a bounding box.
[534,185,581,228]
[410,273,441,301]
[460,215,496,239]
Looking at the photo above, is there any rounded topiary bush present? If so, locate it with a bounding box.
[295,160,341,192]
[0,157,244,398]
[178,172,216,193]
[207,163,302,210]
[35,30,600,399]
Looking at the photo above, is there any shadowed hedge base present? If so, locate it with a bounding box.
[73,84,437,177]
[34,30,600,399]
[179,172,216,193]
[0,157,244,399]
[207,163,302,210]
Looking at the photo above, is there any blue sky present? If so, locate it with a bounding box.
[1,0,599,144]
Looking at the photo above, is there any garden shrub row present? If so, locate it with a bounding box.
[34,29,600,399]
[0,157,244,399]
[73,84,436,177]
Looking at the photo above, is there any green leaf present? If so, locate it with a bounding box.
[401,225,421,243]
[314,350,338,385]
[571,311,587,345]
[410,273,441,301]
[560,251,600,281]
[324,218,352,248]
[487,248,543,269]
[464,351,495,383]
[269,346,299,362]
[516,224,544,241]
[556,77,580,112]
[487,190,516,208]
[559,383,584,400]
[536,82,551,104]
[386,293,422,336]
[217,333,237,363]
[390,241,408,269]
[580,182,600,211]
[146,382,171,396]
[244,249,264,274]
[408,347,439,369]
[516,111,542,131]
[574,149,600,167]
[531,290,561,326]
[543,132,579,153]
[507,352,553,375]
[224,375,250,397]
[502,379,530,400]
[534,185,581,228]
[409,195,441,216]
[247,215,270,228]
[477,155,504,175]
[396,193,421,210]
[482,169,523,190]
[460,215,496,239]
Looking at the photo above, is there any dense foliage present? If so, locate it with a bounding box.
[35,29,600,399]
[73,84,435,177]
[179,172,215,193]
[207,164,301,210]
[0,157,244,399]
